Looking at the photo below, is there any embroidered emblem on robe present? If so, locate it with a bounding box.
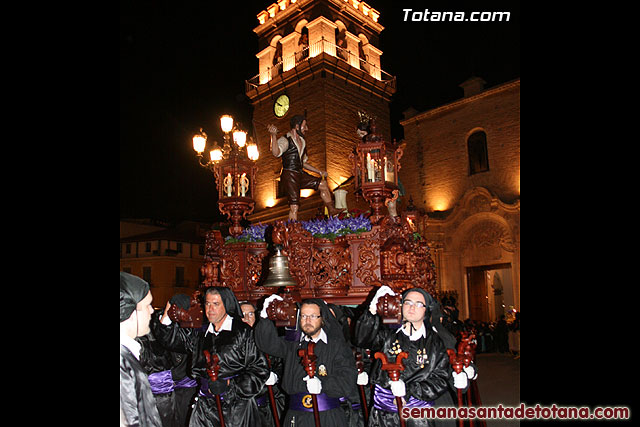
[302,394,313,408]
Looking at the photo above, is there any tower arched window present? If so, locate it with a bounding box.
[468,130,489,175]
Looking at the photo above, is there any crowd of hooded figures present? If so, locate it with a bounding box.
[461,315,520,359]
[121,272,519,427]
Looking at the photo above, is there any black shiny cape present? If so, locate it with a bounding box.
[354,310,453,427]
[120,345,163,427]
[253,336,286,427]
[153,316,269,426]
[255,316,359,427]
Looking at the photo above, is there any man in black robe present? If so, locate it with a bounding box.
[239,300,286,427]
[155,286,270,426]
[120,272,163,427]
[140,294,199,427]
[255,296,359,427]
[354,286,452,427]
[137,308,180,427]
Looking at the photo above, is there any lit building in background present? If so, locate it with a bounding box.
[399,77,520,322]
[120,219,213,309]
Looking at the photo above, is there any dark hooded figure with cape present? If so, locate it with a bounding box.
[255,296,360,426]
[354,286,452,427]
[120,272,163,427]
[153,286,270,426]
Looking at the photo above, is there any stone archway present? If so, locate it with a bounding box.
[429,187,520,320]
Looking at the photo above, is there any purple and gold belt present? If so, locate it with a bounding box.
[289,392,341,412]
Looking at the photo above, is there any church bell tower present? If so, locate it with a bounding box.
[246,0,396,222]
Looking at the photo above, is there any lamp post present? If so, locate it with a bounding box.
[352,117,403,223]
[193,115,260,237]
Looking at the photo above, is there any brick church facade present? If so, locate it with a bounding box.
[399,78,520,323]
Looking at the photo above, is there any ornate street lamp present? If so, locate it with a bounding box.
[193,115,260,236]
[352,117,403,223]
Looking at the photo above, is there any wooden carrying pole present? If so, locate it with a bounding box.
[203,350,226,427]
[354,351,369,424]
[374,351,408,427]
[447,348,464,427]
[265,354,281,427]
[297,341,321,427]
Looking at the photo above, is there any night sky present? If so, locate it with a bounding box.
[120,0,520,222]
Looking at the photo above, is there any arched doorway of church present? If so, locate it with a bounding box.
[465,263,513,323]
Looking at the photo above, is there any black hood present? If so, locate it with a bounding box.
[429,300,458,350]
[298,298,345,342]
[120,272,150,322]
[206,286,243,318]
[401,287,435,321]
[401,287,458,349]
[327,302,352,343]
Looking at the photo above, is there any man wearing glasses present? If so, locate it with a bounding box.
[255,297,359,426]
[354,286,454,427]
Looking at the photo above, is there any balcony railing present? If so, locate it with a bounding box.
[245,38,395,92]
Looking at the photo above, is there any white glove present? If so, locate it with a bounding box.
[265,371,278,386]
[369,285,396,315]
[389,379,406,397]
[303,375,322,394]
[452,371,468,389]
[463,364,477,381]
[357,371,369,386]
[260,294,283,318]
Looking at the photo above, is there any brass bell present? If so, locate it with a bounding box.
[262,245,298,288]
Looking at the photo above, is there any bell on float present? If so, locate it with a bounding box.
[262,244,298,288]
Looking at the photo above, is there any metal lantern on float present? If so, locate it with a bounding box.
[403,195,419,232]
[192,115,259,237]
[352,117,403,223]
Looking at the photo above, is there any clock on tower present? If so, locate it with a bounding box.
[245,0,396,223]
[273,94,290,118]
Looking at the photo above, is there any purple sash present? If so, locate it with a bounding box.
[148,370,174,395]
[174,376,198,389]
[373,384,434,413]
[289,392,341,412]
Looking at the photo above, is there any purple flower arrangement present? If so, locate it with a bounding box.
[224,223,269,244]
[299,214,372,241]
[224,214,372,244]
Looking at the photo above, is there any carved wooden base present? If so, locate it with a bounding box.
[200,216,438,306]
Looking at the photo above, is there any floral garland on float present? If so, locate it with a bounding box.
[223,210,373,244]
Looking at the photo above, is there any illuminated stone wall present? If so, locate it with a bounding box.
[399,79,520,214]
